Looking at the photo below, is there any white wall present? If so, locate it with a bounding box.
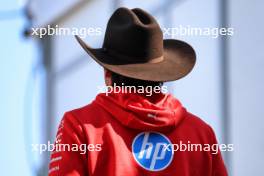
[29,0,83,27]
[229,0,264,175]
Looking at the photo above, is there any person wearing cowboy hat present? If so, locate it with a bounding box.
[49,7,227,176]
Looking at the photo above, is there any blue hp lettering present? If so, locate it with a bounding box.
[132,132,174,171]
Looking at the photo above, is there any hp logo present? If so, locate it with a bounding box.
[132,132,174,171]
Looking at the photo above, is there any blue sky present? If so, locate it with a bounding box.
[0,0,36,175]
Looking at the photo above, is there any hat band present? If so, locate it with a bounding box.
[148,56,164,63]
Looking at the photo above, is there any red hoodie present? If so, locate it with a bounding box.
[49,93,227,176]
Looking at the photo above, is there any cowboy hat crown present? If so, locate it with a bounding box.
[75,7,196,81]
[102,7,164,65]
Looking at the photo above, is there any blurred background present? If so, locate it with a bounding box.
[0,0,263,175]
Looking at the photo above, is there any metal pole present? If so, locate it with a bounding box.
[219,0,232,174]
[38,34,54,176]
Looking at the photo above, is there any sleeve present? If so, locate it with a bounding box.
[207,125,228,176]
[49,112,88,176]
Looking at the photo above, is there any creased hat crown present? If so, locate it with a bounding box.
[102,8,164,64]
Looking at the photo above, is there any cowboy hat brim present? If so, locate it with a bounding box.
[75,35,196,82]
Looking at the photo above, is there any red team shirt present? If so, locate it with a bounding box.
[49,93,227,176]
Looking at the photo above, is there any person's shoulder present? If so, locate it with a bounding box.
[181,111,215,137]
[63,100,107,124]
[68,101,99,116]
[185,112,210,127]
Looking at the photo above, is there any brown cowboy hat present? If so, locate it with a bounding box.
[75,7,196,81]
